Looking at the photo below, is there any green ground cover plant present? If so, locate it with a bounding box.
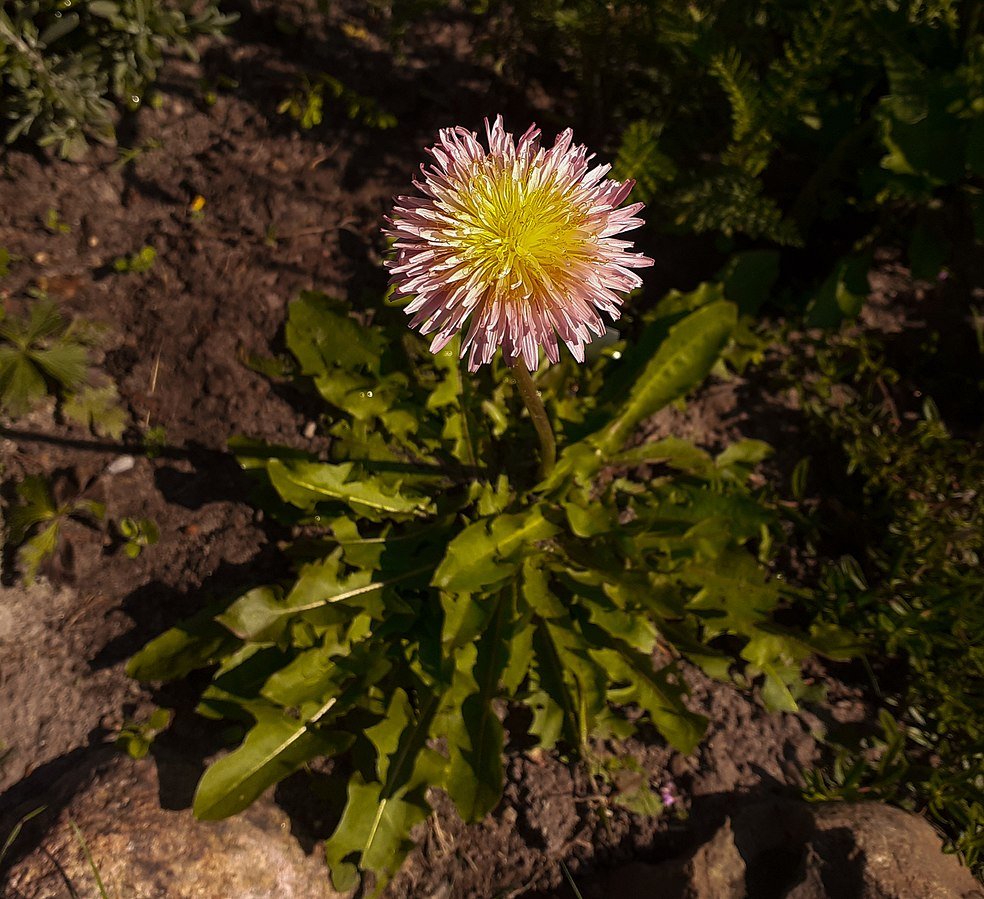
[0,294,124,436]
[129,288,850,894]
[792,330,984,874]
[112,245,157,275]
[0,0,236,158]
[115,707,172,760]
[116,516,159,558]
[277,74,397,131]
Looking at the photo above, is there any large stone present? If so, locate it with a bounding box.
[802,802,984,899]
[2,753,346,899]
[586,800,983,899]
[600,818,746,899]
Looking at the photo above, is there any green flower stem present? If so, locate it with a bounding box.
[509,359,556,479]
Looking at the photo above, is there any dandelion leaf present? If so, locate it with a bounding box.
[127,606,242,682]
[193,704,351,820]
[445,592,510,821]
[266,458,433,520]
[326,689,443,895]
[433,506,559,592]
[600,302,738,451]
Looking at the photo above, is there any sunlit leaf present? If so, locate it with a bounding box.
[433,506,559,592]
[266,458,434,519]
[63,382,126,438]
[599,301,738,451]
[193,702,352,820]
[218,560,429,644]
[325,689,444,894]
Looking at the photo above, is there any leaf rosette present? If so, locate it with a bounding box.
[129,287,850,894]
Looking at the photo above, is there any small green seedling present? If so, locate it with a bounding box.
[112,246,157,274]
[43,208,71,234]
[0,806,46,868]
[589,753,666,818]
[277,74,396,131]
[69,820,111,899]
[115,708,172,759]
[199,74,238,107]
[114,138,163,170]
[117,517,159,558]
[142,425,168,458]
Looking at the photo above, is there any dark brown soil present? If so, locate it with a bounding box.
[0,3,971,898]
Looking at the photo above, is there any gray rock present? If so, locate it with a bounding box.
[3,754,347,899]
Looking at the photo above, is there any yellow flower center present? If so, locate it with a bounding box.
[449,162,589,296]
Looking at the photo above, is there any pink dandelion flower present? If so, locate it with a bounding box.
[384,115,654,371]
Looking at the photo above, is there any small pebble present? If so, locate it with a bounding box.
[303,421,317,439]
[106,455,136,475]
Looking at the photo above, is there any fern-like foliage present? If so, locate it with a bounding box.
[767,2,854,101]
[673,171,802,245]
[582,0,982,286]
[612,120,678,204]
[875,0,961,28]
[711,51,771,175]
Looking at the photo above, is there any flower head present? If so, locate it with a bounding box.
[384,116,654,371]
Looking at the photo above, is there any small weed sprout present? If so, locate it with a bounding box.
[278,74,396,131]
[112,245,157,274]
[117,517,159,559]
[115,708,172,759]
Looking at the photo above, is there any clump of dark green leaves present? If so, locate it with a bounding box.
[498,0,984,322]
[793,330,984,875]
[128,289,848,894]
[0,294,125,437]
[0,0,236,159]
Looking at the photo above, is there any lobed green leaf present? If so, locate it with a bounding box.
[193,703,352,820]
[433,506,559,592]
